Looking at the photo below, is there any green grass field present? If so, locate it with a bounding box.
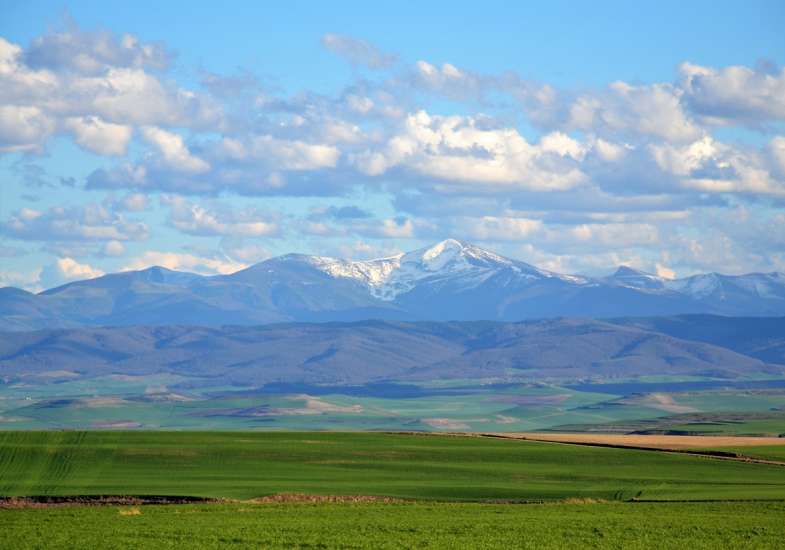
[2,431,785,502]
[3,501,785,549]
[3,431,785,549]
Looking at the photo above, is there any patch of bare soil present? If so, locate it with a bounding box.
[623,393,699,414]
[0,494,407,508]
[556,497,611,505]
[248,493,405,504]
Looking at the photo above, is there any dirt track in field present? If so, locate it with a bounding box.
[488,433,785,450]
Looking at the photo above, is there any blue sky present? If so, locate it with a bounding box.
[1,1,784,289]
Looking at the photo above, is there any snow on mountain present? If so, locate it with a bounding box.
[602,265,785,304]
[302,239,575,301]
[605,266,667,291]
[3,238,785,331]
[192,239,785,310]
[664,272,785,301]
[664,273,721,298]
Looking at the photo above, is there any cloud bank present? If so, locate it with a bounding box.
[1,22,784,288]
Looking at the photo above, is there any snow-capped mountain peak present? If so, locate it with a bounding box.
[236,240,785,312]
[300,239,539,301]
[304,254,401,288]
[415,238,469,270]
[402,239,512,271]
[5,240,785,332]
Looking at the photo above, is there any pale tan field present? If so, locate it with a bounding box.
[491,432,785,450]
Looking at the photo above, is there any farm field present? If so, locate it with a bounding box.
[554,411,785,437]
[2,431,785,502]
[497,432,785,451]
[2,431,785,548]
[3,501,785,549]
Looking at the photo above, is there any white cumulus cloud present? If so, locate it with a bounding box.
[162,195,279,237]
[141,126,210,173]
[63,116,132,155]
[680,62,785,125]
[122,250,246,275]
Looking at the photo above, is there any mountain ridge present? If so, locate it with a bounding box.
[2,239,785,330]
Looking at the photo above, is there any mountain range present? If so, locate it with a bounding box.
[3,239,785,331]
[2,316,784,386]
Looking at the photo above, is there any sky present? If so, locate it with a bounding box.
[1,1,784,290]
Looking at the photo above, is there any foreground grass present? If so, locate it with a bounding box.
[2,431,785,501]
[2,501,785,549]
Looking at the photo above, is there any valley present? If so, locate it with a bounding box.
[1,313,784,432]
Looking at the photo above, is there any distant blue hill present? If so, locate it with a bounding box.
[1,316,783,386]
